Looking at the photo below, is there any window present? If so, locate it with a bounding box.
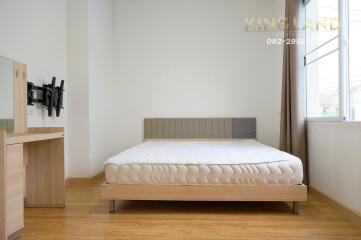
[305,0,361,121]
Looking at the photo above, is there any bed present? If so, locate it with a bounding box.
[102,118,307,214]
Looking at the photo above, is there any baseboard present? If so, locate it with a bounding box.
[309,187,361,227]
[7,228,22,240]
[91,171,105,181]
[66,178,91,185]
[66,171,105,186]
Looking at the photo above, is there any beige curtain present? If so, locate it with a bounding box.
[280,0,308,184]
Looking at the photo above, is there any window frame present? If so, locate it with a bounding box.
[304,0,357,122]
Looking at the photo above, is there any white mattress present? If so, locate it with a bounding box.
[105,140,303,185]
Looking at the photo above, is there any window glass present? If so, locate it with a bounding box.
[306,0,339,53]
[305,0,339,118]
[306,36,338,63]
[349,0,361,121]
[306,51,339,118]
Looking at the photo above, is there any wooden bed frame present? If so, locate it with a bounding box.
[101,118,307,214]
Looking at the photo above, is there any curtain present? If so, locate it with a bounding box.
[280,0,308,184]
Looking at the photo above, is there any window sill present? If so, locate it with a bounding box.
[307,119,361,128]
[306,117,341,122]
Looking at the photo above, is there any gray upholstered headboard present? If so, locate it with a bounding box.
[144,118,256,139]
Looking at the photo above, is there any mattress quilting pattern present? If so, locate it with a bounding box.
[105,160,303,185]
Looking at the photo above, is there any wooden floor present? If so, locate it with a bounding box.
[22,179,361,240]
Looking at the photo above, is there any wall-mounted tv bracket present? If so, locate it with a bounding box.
[27,77,65,117]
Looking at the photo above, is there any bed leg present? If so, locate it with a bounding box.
[109,200,115,213]
[292,201,299,215]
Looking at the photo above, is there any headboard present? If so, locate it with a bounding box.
[144,118,256,140]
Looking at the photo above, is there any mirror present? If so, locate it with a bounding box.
[0,56,14,128]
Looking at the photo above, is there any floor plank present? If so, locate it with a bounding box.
[22,180,361,240]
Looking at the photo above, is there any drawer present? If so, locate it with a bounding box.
[6,144,24,236]
[7,144,23,175]
[6,194,23,235]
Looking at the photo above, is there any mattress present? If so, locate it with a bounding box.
[105,140,303,185]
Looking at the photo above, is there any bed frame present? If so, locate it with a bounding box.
[102,118,307,214]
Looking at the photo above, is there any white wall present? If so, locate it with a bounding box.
[112,0,285,151]
[88,0,118,176]
[67,0,90,177]
[1,0,286,178]
[308,122,361,214]
[67,0,116,177]
[0,0,68,175]
[0,0,67,127]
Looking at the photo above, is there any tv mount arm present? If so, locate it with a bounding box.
[27,77,65,117]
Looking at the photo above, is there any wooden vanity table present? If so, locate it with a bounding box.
[0,57,65,240]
